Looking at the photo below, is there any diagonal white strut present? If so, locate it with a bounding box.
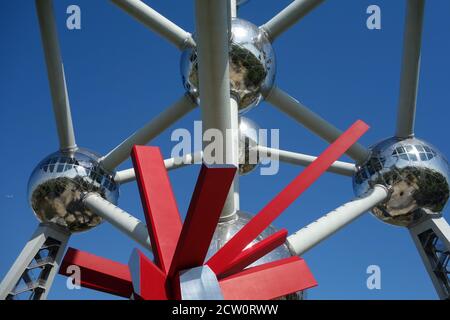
[114,151,203,184]
[265,86,370,163]
[195,0,239,220]
[100,95,196,171]
[110,0,195,50]
[260,0,326,42]
[36,0,76,150]
[258,146,356,177]
[396,0,425,138]
[83,193,152,252]
[287,185,389,256]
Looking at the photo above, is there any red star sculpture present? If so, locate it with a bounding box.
[59,120,369,300]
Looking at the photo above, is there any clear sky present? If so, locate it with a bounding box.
[1,0,449,300]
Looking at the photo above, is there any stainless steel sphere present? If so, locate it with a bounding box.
[238,116,260,175]
[28,148,119,233]
[180,18,276,113]
[207,211,304,300]
[353,137,449,227]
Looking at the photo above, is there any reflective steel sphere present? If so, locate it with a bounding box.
[181,18,276,113]
[353,137,449,227]
[207,211,304,300]
[239,116,260,175]
[28,148,119,233]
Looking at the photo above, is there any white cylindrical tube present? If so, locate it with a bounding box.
[395,0,425,138]
[100,95,196,171]
[195,0,238,219]
[36,0,76,150]
[258,146,356,177]
[287,185,389,256]
[265,86,369,163]
[114,151,204,184]
[83,193,151,252]
[110,0,195,49]
[260,0,325,42]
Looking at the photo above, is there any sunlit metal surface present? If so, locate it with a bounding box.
[207,211,302,300]
[180,265,224,300]
[238,116,260,175]
[353,137,449,227]
[28,148,119,233]
[181,18,276,113]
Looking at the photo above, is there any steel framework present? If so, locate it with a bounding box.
[0,0,449,300]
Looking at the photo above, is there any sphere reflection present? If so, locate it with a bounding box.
[181,18,276,113]
[28,148,119,233]
[353,137,449,227]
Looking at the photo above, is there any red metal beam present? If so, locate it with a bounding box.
[216,229,288,278]
[219,256,317,300]
[59,247,133,298]
[168,164,236,279]
[128,249,170,300]
[131,145,182,274]
[207,120,369,273]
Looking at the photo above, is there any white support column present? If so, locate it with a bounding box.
[222,98,240,220]
[82,193,152,252]
[36,0,76,150]
[287,185,389,256]
[114,151,203,184]
[0,224,70,300]
[408,216,450,300]
[396,0,425,138]
[195,0,239,220]
[110,0,195,50]
[100,95,196,171]
[258,146,356,177]
[265,86,370,163]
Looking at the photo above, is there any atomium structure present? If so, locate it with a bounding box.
[0,0,449,300]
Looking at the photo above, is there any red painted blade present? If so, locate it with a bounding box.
[207,120,369,273]
[131,146,182,274]
[59,248,133,298]
[168,164,237,278]
[128,249,169,300]
[216,229,288,278]
[219,256,317,300]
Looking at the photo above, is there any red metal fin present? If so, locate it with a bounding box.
[207,120,369,273]
[219,256,317,300]
[128,249,169,300]
[168,164,237,278]
[131,145,182,274]
[59,247,133,298]
[216,229,288,278]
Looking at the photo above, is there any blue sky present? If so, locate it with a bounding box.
[1,0,449,300]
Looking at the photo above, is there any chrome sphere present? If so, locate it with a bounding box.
[207,211,304,300]
[353,137,449,227]
[239,117,260,175]
[181,18,276,113]
[28,148,119,233]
